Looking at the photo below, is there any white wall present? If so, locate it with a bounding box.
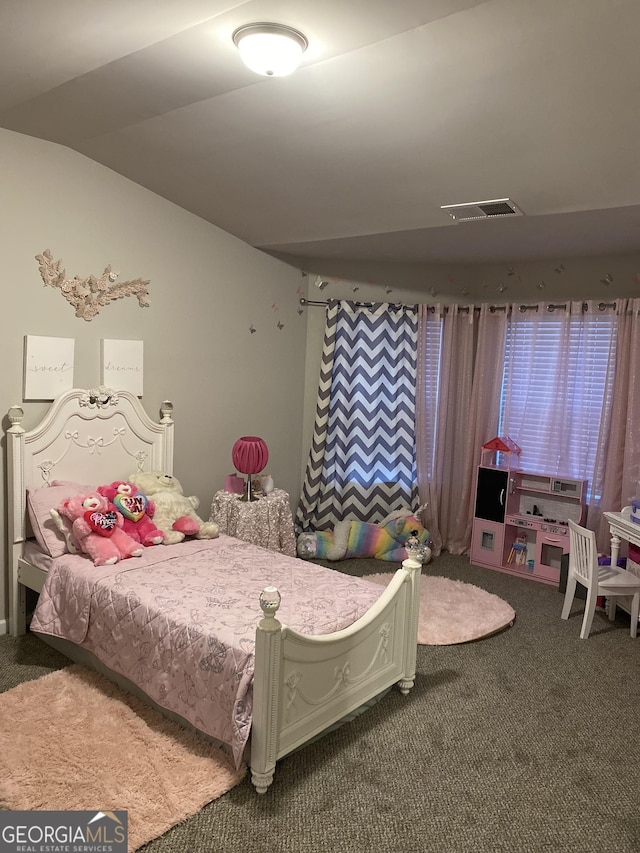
[0,128,307,631]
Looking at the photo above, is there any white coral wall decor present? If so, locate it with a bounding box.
[35,249,150,321]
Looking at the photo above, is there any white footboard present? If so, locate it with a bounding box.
[250,557,422,793]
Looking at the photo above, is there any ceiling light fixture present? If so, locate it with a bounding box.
[232,23,308,77]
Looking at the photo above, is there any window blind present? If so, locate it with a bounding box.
[419,313,443,478]
[499,311,616,490]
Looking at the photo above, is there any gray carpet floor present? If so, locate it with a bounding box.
[2,553,640,852]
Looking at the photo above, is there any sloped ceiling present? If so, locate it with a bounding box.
[2,0,640,277]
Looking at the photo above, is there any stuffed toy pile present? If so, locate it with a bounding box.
[53,492,144,566]
[296,508,431,563]
[97,480,164,546]
[128,471,219,545]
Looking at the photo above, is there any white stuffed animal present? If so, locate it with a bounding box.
[128,471,219,545]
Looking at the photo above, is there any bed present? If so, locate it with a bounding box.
[5,386,422,793]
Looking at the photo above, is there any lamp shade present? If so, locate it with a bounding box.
[232,436,269,475]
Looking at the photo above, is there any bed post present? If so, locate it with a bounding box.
[251,586,283,794]
[6,405,27,636]
[159,400,174,475]
[398,555,422,695]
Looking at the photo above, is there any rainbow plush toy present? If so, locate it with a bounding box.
[297,508,431,563]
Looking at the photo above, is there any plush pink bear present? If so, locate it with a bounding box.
[56,492,144,566]
[97,480,164,546]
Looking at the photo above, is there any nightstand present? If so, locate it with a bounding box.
[209,488,296,556]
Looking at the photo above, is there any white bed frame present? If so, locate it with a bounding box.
[5,387,422,794]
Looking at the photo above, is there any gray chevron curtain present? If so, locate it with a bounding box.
[296,299,419,532]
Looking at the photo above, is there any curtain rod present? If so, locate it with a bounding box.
[299,298,616,312]
[299,298,479,310]
[300,298,394,308]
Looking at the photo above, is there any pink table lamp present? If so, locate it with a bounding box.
[232,436,269,501]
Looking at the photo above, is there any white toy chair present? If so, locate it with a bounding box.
[561,520,640,639]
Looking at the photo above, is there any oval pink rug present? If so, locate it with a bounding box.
[365,573,515,645]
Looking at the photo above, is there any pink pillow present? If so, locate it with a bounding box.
[27,481,95,558]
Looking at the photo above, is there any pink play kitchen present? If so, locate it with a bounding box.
[471,437,587,586]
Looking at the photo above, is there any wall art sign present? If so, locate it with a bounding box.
[23,335,75,400]
[101,339,144,396]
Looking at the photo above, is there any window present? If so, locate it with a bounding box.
[498,309,616,492]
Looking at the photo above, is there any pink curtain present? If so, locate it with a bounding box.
[416,304,507,555]
[592,298,640,547]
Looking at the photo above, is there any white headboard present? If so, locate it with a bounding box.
[6,386,174,547]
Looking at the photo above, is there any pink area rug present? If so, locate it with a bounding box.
[366,573,515,645]
[0,665,245,851]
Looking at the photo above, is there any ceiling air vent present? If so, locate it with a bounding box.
[441,198,524,222]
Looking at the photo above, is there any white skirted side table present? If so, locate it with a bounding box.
[209,488,296,556]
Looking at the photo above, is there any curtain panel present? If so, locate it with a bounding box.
[416,304,506,555]
[593,298,640,547]
[297,300,418,532]
[296,299,339,533]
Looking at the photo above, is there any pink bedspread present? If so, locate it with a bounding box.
[30,535,382,766]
